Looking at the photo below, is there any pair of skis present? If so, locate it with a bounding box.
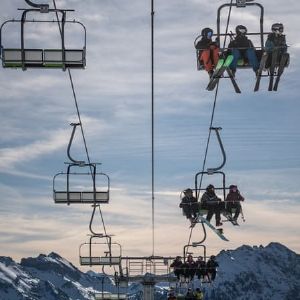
[222,211,239,226]
[206,55,241,94]
[254,51,288,92]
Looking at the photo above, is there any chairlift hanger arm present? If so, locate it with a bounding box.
[67,123,86,165]
[206,127,226,173]
[89,204,106,236]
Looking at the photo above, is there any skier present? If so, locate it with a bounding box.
[265,23,289,68]
[228,25,259,76]
[225,184,245,222]
[201,184,223,227]
[180,188,199,221]
[170,256,184,280]
[183,254,196,281]
[195,256,208,281]
[206,255,219,281]
[195,27,219,77]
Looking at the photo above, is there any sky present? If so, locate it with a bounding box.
[0,0,300,271]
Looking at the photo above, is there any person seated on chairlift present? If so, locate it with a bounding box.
[195,27,220,78]
[201,184,223,227]
[180,188,199,221]
[195,256,208,282]
[228,25,259,76]
[225,184,245,222]
[264,23,289,68]
[206,255,219,281]
[183,254,196,281]
[170,256,184,280]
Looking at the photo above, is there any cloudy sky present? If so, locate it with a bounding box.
[0,0,300,270]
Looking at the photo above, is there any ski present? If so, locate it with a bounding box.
[206,55,234,91]
[195,214,229,241]
[254,52,268,92]
[226,68,241,93]
[206,58,225,91]
[222,211,239,226]
[268,51,278,91]
[273,54,289,91]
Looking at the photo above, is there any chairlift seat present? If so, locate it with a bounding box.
[2,48,43,67]
[2,48,86,69]
[54,191,109,204]
[94,293,127,300]
[80,256,121,266]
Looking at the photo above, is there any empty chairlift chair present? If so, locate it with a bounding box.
[0,1,86,70]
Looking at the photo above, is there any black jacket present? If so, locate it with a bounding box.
[228,34,254,50]
[196,37,218,50]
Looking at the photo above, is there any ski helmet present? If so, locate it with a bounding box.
[201,27,213,39]
[184,188,193,194]
[229,184,237,191]
[271,23,284,34]
[206,184,215,191]
[236,25,247,35]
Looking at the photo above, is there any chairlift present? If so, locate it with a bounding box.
[79,236,122,267]
[194,0,265,71]
[0,0,86,70]
[53,169,110,204]
[53,123,110,204]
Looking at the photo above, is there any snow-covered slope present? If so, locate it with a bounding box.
[203,242,300,300]
[0,242,299,300]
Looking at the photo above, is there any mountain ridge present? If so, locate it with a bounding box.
[0,242,299,300]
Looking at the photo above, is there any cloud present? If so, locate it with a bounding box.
[0,129,69,170]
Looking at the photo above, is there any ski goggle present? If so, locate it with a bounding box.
[207,31,213,38]
[238,28,247,34]
[273,28,283,33]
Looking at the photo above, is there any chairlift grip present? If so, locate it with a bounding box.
[24,0,49,12]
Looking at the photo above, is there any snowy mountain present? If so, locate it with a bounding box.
[201,242,300,300]
[0,243,299,300]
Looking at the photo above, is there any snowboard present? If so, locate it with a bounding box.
[194,214,229,241]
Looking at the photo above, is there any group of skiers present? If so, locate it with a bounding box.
[170,254,219,282]
[195,23,288,80]
[180,184,244,227]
